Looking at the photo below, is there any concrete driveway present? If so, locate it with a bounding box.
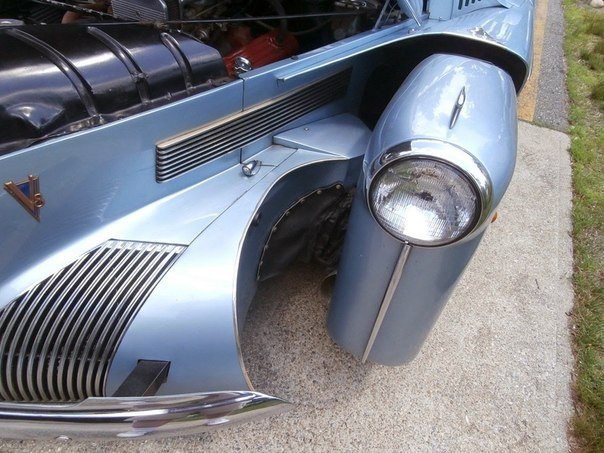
[2,120,574,452]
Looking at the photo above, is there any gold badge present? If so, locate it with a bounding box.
[4,175,45,221]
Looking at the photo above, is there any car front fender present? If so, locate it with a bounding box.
[328,53,517,365]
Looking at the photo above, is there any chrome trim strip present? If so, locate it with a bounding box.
[0,391,291,439]
[361,244,411,363]
[157,70,348,149]
[155,69,351,181]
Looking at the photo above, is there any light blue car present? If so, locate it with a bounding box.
[0,0,533,439]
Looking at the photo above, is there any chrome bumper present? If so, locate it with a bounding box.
[0,391,290,440]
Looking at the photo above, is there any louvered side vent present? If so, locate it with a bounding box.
[458,0,483,9]
[156,69,352,182]
[0,240,185,402]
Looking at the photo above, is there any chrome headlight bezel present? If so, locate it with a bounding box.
[366,139,493,247]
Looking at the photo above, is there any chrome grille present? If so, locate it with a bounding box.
[156,69,352,182]
[0,240,185,402]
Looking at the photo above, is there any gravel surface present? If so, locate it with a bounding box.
[534,0,570,131]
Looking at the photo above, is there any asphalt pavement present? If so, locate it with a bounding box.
[534,0,569,131]
[518,0,569,130]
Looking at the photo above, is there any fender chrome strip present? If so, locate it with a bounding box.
[361,244,411,363]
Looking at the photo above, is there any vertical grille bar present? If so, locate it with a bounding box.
[0,240,186,402]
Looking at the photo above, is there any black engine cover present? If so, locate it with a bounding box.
[0,24,228,154]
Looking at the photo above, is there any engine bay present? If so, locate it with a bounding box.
[1,1,408,77]
[0,0,412,153]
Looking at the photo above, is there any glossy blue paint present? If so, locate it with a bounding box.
[328,193,406,358]
[0,80,245,299]
[366,54,517,211]
[107,114,370,395]
[328,53,517,364]
[0,0,534,431]
[424,2,534,83]
[366,232,485,363]
[274,114,371,158]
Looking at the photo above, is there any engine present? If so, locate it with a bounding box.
[1,0,401,77]
[0,0,404,152]
[109,0,386,72]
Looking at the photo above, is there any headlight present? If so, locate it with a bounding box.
[367,140,492,247]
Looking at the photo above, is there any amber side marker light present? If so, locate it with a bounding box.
[491,212,499,223]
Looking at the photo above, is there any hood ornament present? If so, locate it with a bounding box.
[4,175,45,221]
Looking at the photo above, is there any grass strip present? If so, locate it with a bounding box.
[563,2,604,451]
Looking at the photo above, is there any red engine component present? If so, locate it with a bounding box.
[223,29,299,77]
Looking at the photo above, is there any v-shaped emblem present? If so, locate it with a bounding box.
[4,175,45,221]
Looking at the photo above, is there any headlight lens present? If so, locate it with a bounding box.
[369,158,479,246]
